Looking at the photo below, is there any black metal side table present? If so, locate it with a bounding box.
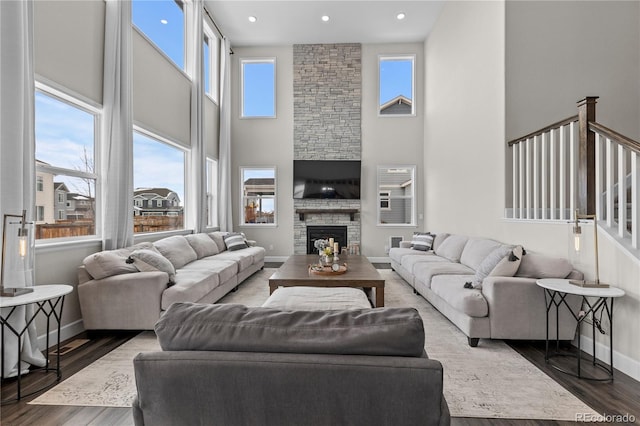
[536,278,625,381]
[1,284,73,403]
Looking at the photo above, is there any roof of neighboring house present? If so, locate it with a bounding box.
[244,178,275,186]
[379,95,412,112]
[54,182,70,192]
[67,193,94,201]
[134,187,180,201]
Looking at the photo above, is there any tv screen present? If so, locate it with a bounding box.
[293,160,361,199]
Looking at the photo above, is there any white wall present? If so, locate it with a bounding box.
[425,0,640,379]
[231,46,294,256]
[361,43,425,257]
[506,0,640,141]
[424,0,506,237]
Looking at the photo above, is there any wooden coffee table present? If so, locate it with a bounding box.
[269,255,385,307]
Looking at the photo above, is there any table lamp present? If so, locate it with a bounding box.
[1,210,35,297]
[570,210,609,288]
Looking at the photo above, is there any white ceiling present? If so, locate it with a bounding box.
[204,1,445,47]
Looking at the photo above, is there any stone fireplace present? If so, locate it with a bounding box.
[293,43,362,254]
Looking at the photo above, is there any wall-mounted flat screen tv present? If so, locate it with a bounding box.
[293,160,361,199]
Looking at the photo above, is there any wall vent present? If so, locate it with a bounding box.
[389,236,404,249]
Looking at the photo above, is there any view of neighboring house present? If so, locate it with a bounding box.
[54,182,69,220]
[66,192,95,220]
[379,95,412,115]
[133,187,183,216]
[35,160,55,223]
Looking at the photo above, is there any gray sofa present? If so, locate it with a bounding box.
[133,303,450,426]
[390,233,582,346]
[77,232,265,330]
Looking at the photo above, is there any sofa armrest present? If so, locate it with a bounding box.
[482,276,581,340]
[399,241,412,249]
[78,271,168,330]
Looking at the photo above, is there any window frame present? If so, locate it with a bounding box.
[203,22,219,103]
[376,165,416,227]
[240,58,276,119]
[240,166,277,227]
[34,81,100,243]
[378,54,416,117]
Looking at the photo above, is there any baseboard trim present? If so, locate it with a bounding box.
[37,319,85,351]
[578,334,640,381]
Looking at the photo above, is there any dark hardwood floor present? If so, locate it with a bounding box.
[2,267,639,426]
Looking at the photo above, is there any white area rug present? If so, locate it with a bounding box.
[31,268,598,420]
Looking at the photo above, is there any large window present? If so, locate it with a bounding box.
[379,55,415,116]
[241,167,276,226]
[241,59,276,118]
[206,157,218,228]
[133,0,185,70]
[377,166,416,226]
[133,130,186,234]
[203,24,219,102]
[34,86,98,240]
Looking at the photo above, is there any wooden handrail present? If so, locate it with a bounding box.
[590,121,640,155]
[507,115,578,146]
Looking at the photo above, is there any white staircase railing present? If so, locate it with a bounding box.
[506,97,640,251]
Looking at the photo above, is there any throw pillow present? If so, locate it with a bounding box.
[515,252,574,279]
[224,232,248,251]
[128,249,176,284]
[83,251,138,280]
[411,232,434,251]
[489,245,524,278]
[185,233,219,258]
[469,244,515,289]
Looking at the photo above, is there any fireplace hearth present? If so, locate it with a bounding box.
[306,226,348,254]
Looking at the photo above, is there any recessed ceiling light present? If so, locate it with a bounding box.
[160,19,168,25]
[321,15,330,22]
[396,12,406,20]
[248,16,257,23]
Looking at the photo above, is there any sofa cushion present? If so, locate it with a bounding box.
[208,231,229,252]
[432,233,450,252]
[515,252,574,279]
[434,235,468,262]
[460,238,504,271]
[431,275,489,318]
[128,249,176,284]
[161,270,220,309]
[154,236,198,269]
[185,233,219,258]
[401,254,449,275]
[181,258,237,284]
[213,249,255,270]
[413,262,474,289]
[489,245,524,278]
[224,232,248,251]
[411,232,434,251]
[469,244,515,288]
[389,247,428,264]
[155,303,425,357]
[82,250,138,280]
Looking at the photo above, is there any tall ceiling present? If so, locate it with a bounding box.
[204,1,445,47]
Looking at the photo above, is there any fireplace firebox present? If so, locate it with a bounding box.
[306,226,348,254]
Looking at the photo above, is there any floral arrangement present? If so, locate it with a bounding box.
[314,238,329,252]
